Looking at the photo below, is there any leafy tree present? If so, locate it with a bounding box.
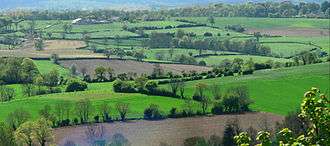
[134,75,148,91]
[0,85,15,102]
[94,66,107,81]
[116,102,129,121]
[114,48,126,59]
[20,58,39,83]
[21,84,35,97]
[43,69,60,90]
[14,121,35,146]
[0,122,16,146]
[65,79,88,92]
[133,49,146,61]
[33,118,54,146]
[106,67,115,81]
[50,54,59,64]
[34,38,44,51]
[145,80,158,92]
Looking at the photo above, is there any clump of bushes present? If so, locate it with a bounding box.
[144,104,165,120]
[211,86,252,115]
[113,79,136,93]
[65,79,88,92]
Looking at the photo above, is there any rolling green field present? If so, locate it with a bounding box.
[178,17,330,29]
[262,42,315,57]
[260,36,330,53]
[0,63,328,122]
[161,63,330,115]
[142,48,241,61]
[0,82,198,121]
[33,60,70,77]
[145,26,246,37]
[197,55,291,66]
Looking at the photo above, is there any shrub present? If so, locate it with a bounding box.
[221,86,252,113]
[211,102,224,115]
[144,104,165,120]
[0,85,15,102]
[145,80,158,91]
[168,107,179,118]
[204,32,213,37]
[198,60,207,66]
[113,80,137,93]
[65,79,88,92]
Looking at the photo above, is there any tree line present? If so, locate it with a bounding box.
[2,1,329,21]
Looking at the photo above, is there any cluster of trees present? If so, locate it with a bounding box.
[167,1,330,18]
[0,118,54,146]
[0,58,40,84]
[212,58,257,76]
[98,47,146,61]
[180,87,329,146]
[3,1,329,22]
[147,31,271,57]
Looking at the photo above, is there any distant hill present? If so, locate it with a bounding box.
[0,0,327,11]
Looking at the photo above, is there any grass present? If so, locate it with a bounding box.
[179,17,330,29]
[262,42,314,57]
[161,63,330,115]
[142,48,240,61]
[127,20,188,28]
[197,55,291,66]
[145,26,246,37]
[260,36,330,53]
[0,82,199,121]
[33,60,70,77]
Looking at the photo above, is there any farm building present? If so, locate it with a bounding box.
[72,17,119,25]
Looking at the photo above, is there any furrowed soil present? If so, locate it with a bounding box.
[55,112,284,146]
[59,59,212,76]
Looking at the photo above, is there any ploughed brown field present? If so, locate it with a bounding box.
[59,59,212,77]
[0,40,104,58]
[245,28,330,37]
[54,112,283,146]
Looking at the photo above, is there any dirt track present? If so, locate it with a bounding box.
[59,59,211,76]
[54,112,284,146]
[245,28,330,37]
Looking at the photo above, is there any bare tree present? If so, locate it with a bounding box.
[75,99,94,123]
[178,81,186,99]
[116,102,129,121]
[85,124,106,144]
[210,83,221,100]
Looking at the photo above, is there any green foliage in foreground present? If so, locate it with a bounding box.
[235,87,330,146]
[161,63,330,115]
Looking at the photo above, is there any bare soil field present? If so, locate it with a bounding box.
[55,112,284,146]
[245,28,330,37]
[0,40,104,58]
[59,59,212,76]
